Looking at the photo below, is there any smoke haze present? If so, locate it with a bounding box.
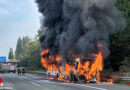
[36,0,126,61]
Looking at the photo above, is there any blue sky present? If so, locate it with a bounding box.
[0,0,41,57]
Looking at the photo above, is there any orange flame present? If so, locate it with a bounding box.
[55,56,62,62]
[41,49,49,68]
[41,49,112,83]
[75,52,103,82]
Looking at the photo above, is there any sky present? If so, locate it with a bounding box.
[0,0,41,57]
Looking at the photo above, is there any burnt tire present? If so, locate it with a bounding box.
[78,75,86,83]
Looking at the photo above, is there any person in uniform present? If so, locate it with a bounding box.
[18,68,21,76]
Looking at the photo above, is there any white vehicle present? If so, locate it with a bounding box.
[46,70,59,79]
[9,65,16,73]
[3,63,16,73]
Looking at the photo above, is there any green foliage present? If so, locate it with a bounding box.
[37,29,42,37]
[116,0,130,18]
[15,37,23,60]
[8,48,14,59]
[15,34,43,69]
[106,0,130,71]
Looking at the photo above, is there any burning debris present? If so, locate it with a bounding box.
[36,0,126,83]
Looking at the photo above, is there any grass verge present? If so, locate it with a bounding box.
[26,70,46,76]
[114,79,130,86]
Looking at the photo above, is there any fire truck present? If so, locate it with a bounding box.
[7,63,16,73]
[0,63,16,73]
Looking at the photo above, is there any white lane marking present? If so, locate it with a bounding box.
[40,80,53,83]
[18,78,24,80]
[0,87,13,89]
[41,80,107,90]
[32,82,41,86]
[62,83,107,90]
[75,84,107,90]
[4,87,13,89]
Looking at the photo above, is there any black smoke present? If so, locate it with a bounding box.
[36,0,126,61]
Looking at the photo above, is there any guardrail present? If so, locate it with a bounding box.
[120,77,130,81]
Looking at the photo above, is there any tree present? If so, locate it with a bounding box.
[8,48,14,59]
[22,36,31,57]
[37,29,42,37]
[29,36,42,69]
[15,37,23,60]
[106,0,130,71]
[16,35,43,69]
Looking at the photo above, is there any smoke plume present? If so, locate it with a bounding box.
[36,0,126,61]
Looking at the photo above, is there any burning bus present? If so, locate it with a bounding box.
[36,0,126,83]
[42,49,103,83]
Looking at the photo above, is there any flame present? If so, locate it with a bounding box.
[55,56,62,62]
[58,67,63,80]
[41,49,61,71]
[41,49,112,83]
[75,52,103,82]
[41,49,49,68]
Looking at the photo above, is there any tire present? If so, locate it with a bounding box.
[78,75,86,83]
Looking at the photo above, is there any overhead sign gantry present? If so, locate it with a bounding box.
[0,57,6,63]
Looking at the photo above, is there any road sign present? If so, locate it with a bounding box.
[0,57,6,63]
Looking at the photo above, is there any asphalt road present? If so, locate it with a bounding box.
[0,73,129,90]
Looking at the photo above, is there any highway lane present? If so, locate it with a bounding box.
[0,73,45,90]
[0,73,129,90]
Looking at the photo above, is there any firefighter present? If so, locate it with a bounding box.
[18,68,21,76]
[22,68,25,75]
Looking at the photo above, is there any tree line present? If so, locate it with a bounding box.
[105,0,130,72]
[8,30,43,70]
